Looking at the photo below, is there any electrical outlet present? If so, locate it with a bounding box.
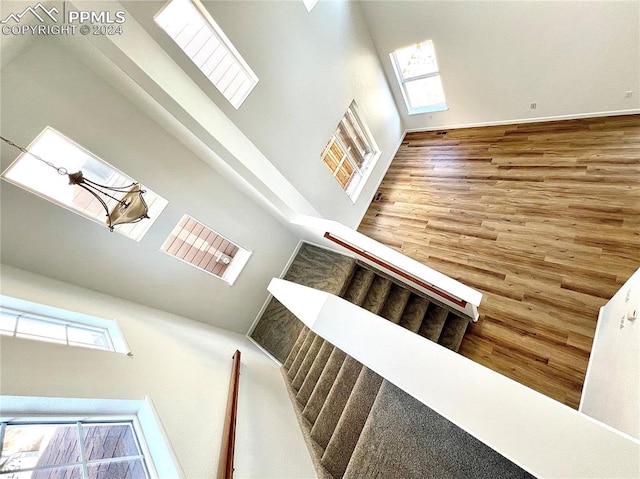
[530,102,537,110]
[625,91,634,98]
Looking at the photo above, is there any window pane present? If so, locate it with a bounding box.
[16,317,66,342]
[0,312,16,334]
[67,327,109,350]
[394,40,439,80]
[335,160,356,189]
[337,112,372,168]
[1,424,80,472]
[1,465,84,479]
[86,459,147,479]
[322,139,346,174]
[405,76,446,110]
[82,424,140,461]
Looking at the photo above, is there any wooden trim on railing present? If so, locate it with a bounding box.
[217,350,241,479]
[324,232,467,308]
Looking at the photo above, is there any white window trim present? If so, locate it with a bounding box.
[160,214,252,286]
[321,101,381,203]
[390,44,448,115]
[155,0,259,109]
[0,295,131,355]
[0,396,184,479]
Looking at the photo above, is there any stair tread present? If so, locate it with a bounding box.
[298,341,335,406]
[292,335,325,390]
[343,267,376,306]
[283,326,310,370]
[438,314,470,352]
[321,367,384,478]
[398,295,430,333]
[417,304,449,341]
[311,356,363,449]
[361,276,393,315]
[303,348,347,425]
[379,285,411,324]
[288,331,317,379]
[344,381,533,479]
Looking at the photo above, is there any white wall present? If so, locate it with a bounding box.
[360,1,640,130]
[581,268,640,440]
[0,38,299,334]
[0,265,316,479]
[123,0,403,228]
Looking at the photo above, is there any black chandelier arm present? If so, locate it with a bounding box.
[75,182,112,222]
[81,176,141,193]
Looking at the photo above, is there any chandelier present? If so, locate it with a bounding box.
[1,135,149,231]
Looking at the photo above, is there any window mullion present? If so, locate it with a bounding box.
[334,135,360,175]
[401,70,440,84]
[77,421,89,479]
[0,422,6,452]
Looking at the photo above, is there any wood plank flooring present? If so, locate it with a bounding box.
[358,115,640,409]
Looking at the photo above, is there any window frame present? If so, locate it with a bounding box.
[160,214,252,286]
[390,40,448,115]
[0,418,152,478]
[0,295,131,355]
[154,0,259,109]
[321,101,381,202]
[0,127,168,242]
[0,396,183,479]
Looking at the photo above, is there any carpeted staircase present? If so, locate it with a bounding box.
[252,243,532,478]
[282,327,533,478]
[339,262,470,352]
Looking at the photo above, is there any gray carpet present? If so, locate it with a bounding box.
[251,243,356,362]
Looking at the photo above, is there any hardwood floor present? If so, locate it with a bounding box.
[358,115,640,409]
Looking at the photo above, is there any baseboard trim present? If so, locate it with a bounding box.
[404,109,640,133]
[246,240,305,337]
[247,335,282,366]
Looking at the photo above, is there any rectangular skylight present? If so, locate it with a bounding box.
[390,40,447,114]
[1,127,168,241]
[161,214,251,285]
[155,0,259,109]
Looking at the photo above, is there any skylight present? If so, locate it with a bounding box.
[1,127,168,241]
[390,40,447,114]
[161,214,251,285]
[155,0,259,109]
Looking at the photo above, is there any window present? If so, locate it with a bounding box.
[0,420,152,478]
[0,127,168,242]
[303,0,319,12]
[321,101,380,201]
[0,397,181,479]
[161,214,251,285]
[390,40,447,114]
[155,0,259,109]
[0,296,130,354]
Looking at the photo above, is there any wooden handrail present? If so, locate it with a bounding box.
[217,350,241,479]
[324,232,467,308]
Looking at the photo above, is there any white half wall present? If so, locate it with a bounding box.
[581,267,640,440]
[360,1,640,131]
[269,278,640,479]
[0,265,316,479]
